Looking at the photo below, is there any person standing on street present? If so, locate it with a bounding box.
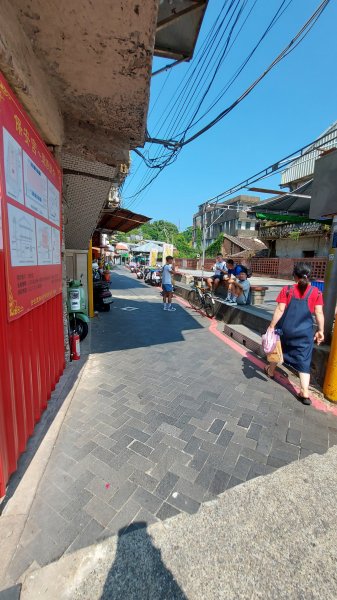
[162,256,176,312]
[265,262,324,405]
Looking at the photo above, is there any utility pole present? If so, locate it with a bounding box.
[323,215,337,343]
[323,215,337,402]
[201,203,208,285]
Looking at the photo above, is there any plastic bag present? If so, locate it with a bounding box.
[266,340,283,364]
[261,328,279,355]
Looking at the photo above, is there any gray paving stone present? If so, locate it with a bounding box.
[128,451,155,473]
[85,495,117,527]
[217,429,234,448]
[85,476,118,501]
[189,449,209,471]
[233,456,254,481]
[226,475,244,490]
[184,436,200,455]
[158,423,182,437]
[109,480,138,511]
[132,487,162,515]
[246,423,263,441]
[91,445,117,466]
[155,472,180,500]
[195,461,218,491]
[237,414,253,429]
[128,440,153,457]
[128,469,158,492]
[107,498,141,535]
[156,503,180,521]
[208,419,226,435]
[208,469,231,495]
[166,490,200,515]
[61,489,93,521]
[67,519,105,554]
[179,423,197,442]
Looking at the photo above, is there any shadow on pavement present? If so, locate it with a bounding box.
[241,355,267,382]
[100,523,187,600]
[91,295,204,354]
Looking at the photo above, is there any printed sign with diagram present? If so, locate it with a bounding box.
[0,72,62,320]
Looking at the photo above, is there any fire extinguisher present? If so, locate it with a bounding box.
[70,331,80,361]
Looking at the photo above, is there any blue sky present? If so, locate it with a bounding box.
[122,0,337,230]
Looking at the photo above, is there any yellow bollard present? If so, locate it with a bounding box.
[323,319,337,402]
[87,239,95,318]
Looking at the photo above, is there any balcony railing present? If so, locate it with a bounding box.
[260,221,330,240]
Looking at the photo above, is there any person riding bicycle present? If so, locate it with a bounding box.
[206,253,227,293]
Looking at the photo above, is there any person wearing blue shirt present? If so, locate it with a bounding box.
[226,259,244,278]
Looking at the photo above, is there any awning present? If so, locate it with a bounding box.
[131,242,163,253]
[96,207,151,233]
[255,213,331,224]
[252,180,313,215]
[155,0,208,60]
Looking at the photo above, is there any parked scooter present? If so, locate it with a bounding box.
[136,266,144,279]
[67,276,89,341]
[92,265,113,311]
[93,280,113,311]
[144,267,162,286]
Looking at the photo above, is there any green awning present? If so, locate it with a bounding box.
[256,213,332,224]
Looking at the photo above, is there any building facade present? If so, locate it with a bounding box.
[192,195,260,248]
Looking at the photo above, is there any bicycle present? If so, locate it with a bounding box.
[188,283,215,318]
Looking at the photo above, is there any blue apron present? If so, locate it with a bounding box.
[278,286,314,374]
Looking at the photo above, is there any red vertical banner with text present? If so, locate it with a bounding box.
[0,73,62,321]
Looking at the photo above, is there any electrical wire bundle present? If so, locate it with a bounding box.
[123,0,331,211]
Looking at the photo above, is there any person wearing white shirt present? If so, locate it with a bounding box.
[162,256,176,312]
[206,253,227,292]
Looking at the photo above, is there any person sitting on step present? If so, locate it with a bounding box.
[225,271,251,306]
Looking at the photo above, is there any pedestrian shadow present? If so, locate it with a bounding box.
[241,355,267,382]
[100,523,188,600]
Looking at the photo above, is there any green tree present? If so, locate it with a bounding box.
[139,220,179,242]
[205,235,224,258]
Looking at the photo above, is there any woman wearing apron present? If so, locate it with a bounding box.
[265,263,324,405]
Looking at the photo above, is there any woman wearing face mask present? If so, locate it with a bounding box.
[265,262,324,405]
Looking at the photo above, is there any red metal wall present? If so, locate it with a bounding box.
[0,249,64,497]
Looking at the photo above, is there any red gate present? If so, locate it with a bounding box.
[0,73,65,497]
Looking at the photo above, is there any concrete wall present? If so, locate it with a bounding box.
[275,236,329,258]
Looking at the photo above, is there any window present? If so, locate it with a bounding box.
[237,221,242,229]
[302,250,315,258]
[245,222,251,230]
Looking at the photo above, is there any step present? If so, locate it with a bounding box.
[223,323,264,358]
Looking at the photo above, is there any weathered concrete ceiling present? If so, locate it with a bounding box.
[7,0,159,163]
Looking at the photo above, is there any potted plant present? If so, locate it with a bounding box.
[103,263,111,282]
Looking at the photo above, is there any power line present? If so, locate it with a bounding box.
[126,0,331,205]
[177,0,332,147]
[199,126,337,236]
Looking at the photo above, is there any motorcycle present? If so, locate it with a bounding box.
[144,267,162,286]
[93,281,113,311]
[67,276,89,341]
[136,266,144,279]
[92,267,113,311]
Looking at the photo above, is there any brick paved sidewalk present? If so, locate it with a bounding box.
[6,268,337,583]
